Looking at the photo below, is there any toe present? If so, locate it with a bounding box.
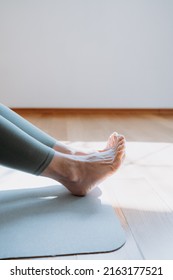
[117,140,125,149]
[117,149,125,160]
[106,132,119,148]
[118,135,125,142]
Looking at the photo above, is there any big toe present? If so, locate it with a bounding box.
[106,132,119,148]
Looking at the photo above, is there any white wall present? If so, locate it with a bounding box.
[0,0,173,108]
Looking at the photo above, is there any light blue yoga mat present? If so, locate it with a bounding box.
[0,185,125,259]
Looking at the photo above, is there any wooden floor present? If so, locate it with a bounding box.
[1,109,173,260]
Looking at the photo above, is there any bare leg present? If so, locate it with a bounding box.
[42,135,125,196]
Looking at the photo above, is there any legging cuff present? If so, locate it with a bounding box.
[34,149,55,175]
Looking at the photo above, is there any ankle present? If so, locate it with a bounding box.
[42,152,80,184]
[53,142,73,155]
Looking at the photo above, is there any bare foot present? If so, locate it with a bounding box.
[42,135,125,196]
[53,131,120,155]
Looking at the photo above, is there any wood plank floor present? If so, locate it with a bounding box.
[1,109,173,260]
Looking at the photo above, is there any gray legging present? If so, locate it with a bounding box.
[0,104,56,175]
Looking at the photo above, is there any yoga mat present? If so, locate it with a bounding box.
[0,185,126,259]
